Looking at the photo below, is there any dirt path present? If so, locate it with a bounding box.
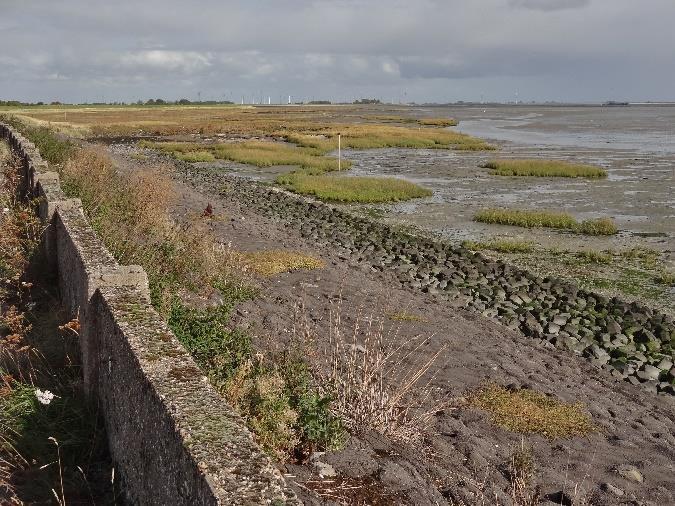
[108,146,675,506]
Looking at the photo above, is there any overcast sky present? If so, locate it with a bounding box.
[1,0,674,104]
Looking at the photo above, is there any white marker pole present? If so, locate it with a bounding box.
[338,133,341,171]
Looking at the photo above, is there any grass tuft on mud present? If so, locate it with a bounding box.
[474,208,618,235]
[276,172,432,203]
[235,250,325,277]
[470,383,596,440]
[485,159,607,178]
[462,239,534,253]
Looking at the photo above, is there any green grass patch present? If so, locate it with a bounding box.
[461,239,534,253]
[276,172,432,203]
[174,150,216,162]
[470,383,596,440]
[577,217,618,235]
[169,300,344,459]
[474,208,618,235]
[141,140,348,172]
[417,118,459,127]
[485,159,606,178]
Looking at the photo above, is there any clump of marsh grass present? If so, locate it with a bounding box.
[577,217,618,236]
[474,208,618,236]
[461,239,534,254]
[284,124,493,152]
[417,118,459,127]
[485,159,606,178]
[276,171,432,203]
[141,139,348,172]
[655,270,675,286]
[469,383,596,440]
[575,250,613,264]
[174,150,216,163]
[317,303,448,443]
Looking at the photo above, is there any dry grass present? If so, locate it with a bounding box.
[234,250,325,277]
[13,106,488,152]
[474,208,618,235]
[485,159,607,178]
[285,124,492,152]
[276,172,432,203]
[470,384,596,440]
[508,445,541,506]
[317,304,448,443]
[61,147,233,313]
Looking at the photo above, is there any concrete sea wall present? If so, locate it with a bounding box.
[0,123,299,505]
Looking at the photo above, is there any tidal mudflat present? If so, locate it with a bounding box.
[209,105,675,311]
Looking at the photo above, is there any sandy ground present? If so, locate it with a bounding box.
[107,145,675,506]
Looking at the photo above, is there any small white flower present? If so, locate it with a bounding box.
[35,388,55,405]
[2,207,9,214]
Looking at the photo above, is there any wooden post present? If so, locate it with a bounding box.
[338,133,341,171]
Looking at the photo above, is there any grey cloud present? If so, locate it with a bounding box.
[508,0,591,11]
[1,0,674,103]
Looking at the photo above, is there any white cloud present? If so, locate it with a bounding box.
[118,50,212,72]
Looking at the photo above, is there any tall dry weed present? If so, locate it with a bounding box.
[312,300,448,443]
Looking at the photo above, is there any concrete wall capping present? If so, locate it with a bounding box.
[0,122,299,505]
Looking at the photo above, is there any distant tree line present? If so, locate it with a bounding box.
[0,99,235,107]
[353,98,381,104]
[143,98,234,106]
